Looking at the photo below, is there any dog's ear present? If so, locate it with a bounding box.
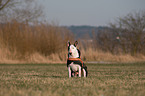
[67,41,70,47]
[68,41,71,51]
[74,41,78,47]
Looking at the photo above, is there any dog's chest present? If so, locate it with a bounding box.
[69,63,80,72]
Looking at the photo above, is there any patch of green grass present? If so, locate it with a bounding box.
[0,62,145,96]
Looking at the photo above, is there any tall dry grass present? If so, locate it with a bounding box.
[0,20,145,63]
[0,20,72,63]
[81,48,145,63]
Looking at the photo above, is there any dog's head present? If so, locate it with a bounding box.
[68,41,79,58]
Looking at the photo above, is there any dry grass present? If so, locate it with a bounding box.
[0,21,145,63]
[0,62,145,96]
[0,21,69,56]
[0,21,71,63]
[81,48,145,63]
[1,46,145,63]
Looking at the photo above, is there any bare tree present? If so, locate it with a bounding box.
[110,11,145,55]
[0,0,10,11]
[92,11,145,55]
[93,28,119,53]
[0,0,44,23]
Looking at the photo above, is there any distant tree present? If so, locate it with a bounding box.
[92,11,145,55]
[0,0,10,11]
[0,0,44,23]
[110,11,145,55]
[93,28,119,53]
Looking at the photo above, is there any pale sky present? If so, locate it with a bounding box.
[37,0,145,26]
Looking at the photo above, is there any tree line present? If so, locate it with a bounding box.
[93,11,145,56]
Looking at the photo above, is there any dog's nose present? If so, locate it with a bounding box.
[69,52,72,55]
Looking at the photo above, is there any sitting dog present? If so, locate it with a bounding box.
[67,41,88,77]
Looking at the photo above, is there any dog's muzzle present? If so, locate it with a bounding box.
[69,52,72,55]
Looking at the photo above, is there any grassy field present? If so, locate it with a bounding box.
[0,62,145,96]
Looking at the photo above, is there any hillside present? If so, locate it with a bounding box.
[65,25,109,39]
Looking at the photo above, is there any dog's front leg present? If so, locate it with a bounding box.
[83,69,86,77]
[78,66,81,77]
[68,66,71,78]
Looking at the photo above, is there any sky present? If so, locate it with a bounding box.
[37,0,145,26]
